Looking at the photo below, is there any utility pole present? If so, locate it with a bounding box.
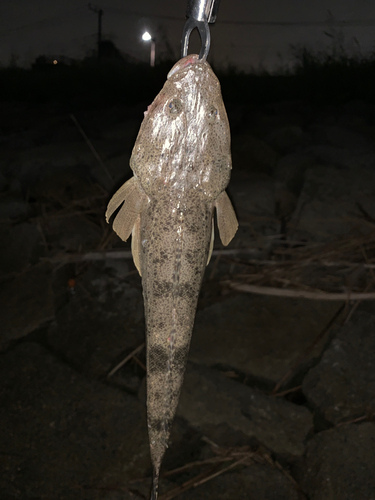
[88,3,103,61]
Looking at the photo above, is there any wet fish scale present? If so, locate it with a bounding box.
[105,54,238,499]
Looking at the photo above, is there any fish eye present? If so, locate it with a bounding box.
[207,105,218,123]
[168,98,183,115]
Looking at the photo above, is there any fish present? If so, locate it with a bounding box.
[105,54,238,499]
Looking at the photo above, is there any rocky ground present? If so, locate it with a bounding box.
[1,97,375,500]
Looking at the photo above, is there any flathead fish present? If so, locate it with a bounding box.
[106,54,238,499]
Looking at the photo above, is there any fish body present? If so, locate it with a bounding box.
[106,54,238,499]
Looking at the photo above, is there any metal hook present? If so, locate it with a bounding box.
[181,17,210,60]
[181,0,220,60]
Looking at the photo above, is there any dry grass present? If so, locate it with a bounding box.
[146,438,306,500]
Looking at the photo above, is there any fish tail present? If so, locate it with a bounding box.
[150,469,159,500]
[148,334,189,500]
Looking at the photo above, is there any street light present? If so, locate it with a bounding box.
[142,31,155,67]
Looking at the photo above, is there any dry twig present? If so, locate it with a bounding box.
[229,282,375,301]
[272,385,302,398]
[158,438,306,500]
[336,411,375,427]
[271,304,344,394]
[107,343,145,379]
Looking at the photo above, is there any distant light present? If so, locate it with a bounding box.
[142,31,152,41]
[53,60,58,65]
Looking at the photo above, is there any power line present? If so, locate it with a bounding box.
[105,7,182,22]
[217,19,375,27]
[0,7,86,37]
[2,7,375,39]
[103,9,375,27]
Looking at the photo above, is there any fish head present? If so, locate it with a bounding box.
[130,54,231,200]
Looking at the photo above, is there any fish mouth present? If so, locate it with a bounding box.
[167,54,201,79]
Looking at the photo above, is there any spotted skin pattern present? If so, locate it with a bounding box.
[106,54,238,499]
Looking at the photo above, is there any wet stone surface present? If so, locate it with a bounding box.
[177,362,313,457]
[294,423,375,500]
[0,342,151,500]
[191,293,341,385]
[0,263,55,348]
[47,264,145,380]
[302,311,375,425]
[0,222,43,277]
[177,465,302,500]
[290,164,375,242]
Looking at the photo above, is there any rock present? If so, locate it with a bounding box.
[0,195,30,219]
[6,142,95,190]
[177,465,301,500]
[342,99,372,116]
[295,423,375,500]
[274,187,298,221]
[274,152,315,195]
[230,173,275,216]
[41,215,102,252]
[104,153,132,183]
[302,311,375,425]
[104,258,130,280]
[290,164,375,241]
[231,133,280,173]
[8,178,22,194]
[177,363,313,457]
[265,125,310,154]
[159,417,207,491]
[47,265,145,380]
[229,171,278,241]
[340,100,375,127]
[0,171,7,192]
[0,222,42,277]
[305,144,375,171]
[31,167,95,203]
[0,342,150,500]
[0,263,55,347]
[309,124,373,150]
[0,131,36,150]
[273,153,315,221]
[190,293,341,385]
[253,101,310,136]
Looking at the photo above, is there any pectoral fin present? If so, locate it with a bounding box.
[206,217,214,265]
[131,215,142,276]
[215,190,238,246]
[105,176,148,244]
[105,176,136,223]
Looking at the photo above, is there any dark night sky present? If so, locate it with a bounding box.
[1,0,375,70]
